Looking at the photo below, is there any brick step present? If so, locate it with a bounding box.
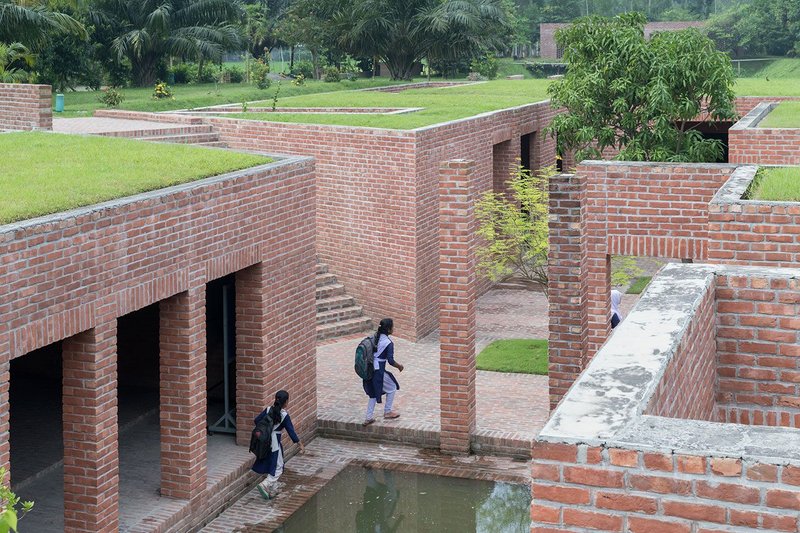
[316,306,366,325]
[140,132,221,144]
[316,294,356,313]
[98,125,215,138]
[316,316,373,341]
[315,272,338,288]
[194,141,228,148]
[316,283,346,300]
[316,262,328,275]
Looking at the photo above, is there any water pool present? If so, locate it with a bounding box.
[272,466,530,532]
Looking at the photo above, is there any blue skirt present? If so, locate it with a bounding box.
[362,363,399,403]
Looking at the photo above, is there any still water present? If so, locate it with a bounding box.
[273,466,531,533]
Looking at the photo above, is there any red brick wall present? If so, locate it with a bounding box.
[735,96,800,117]
[0,157,316,530]
[0,83,52,131]
[730,126,800,165]
[532,441,800,532]
[645,286,717,422]
[716,274,800,428]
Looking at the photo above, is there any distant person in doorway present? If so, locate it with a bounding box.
[253,390,304,499]
[610,289,624,329]
[363,318,404,426]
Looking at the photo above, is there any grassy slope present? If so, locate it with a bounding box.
[749,58,800,79]
[54,78,402,118]
[735,78,800,97]
[476,339,548,375]
[229,79,552,129]
[758,101,800,128]
[749,167,800,202]
[0,132,270,224]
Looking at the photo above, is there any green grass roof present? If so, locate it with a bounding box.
[758,101,800,128]
[0,132,271,224]
[748,167,800,202]
[224,79,553,129]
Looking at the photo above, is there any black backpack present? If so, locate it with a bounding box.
[249,407,275,460]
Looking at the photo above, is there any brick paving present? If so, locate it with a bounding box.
[200,437,530,533]
[52,116,181,134]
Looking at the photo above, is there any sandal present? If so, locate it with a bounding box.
[383,411,400,419]
[256,484,270,500]
[362,418,375,426]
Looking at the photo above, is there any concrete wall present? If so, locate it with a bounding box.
[0,157,316,531]
[0,83,51,131]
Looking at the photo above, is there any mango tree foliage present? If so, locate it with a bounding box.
[0,467,33,533]
[475,165,552,296]
[548,12,736,163]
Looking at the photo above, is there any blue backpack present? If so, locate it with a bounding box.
[354,337,376,381]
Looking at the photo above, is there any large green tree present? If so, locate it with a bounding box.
[91,0,243,86]
[0,0,86,50]
[548,12,736,163]
[706,0,800,57]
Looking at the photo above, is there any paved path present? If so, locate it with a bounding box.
[52,117,180,134]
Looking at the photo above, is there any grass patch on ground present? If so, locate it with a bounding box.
[0,132,271,224]
[476,339,548,375]
[229,79,552,129]
[53,78,402,118]
[735,78,800,97]
[626,276,652,295]
[747,167,800,202]
[758,101,800,128]
[742,58,800,79]
[496,58,532,78]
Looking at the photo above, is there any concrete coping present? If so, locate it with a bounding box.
[539,263,800,465]
[730,101,776,131]
[0,154,313,237]
[711,163,800,207]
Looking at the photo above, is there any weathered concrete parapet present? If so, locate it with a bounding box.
[533,263,800,532]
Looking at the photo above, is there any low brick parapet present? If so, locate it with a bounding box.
[0,83,51,131]
[729,101,800,165]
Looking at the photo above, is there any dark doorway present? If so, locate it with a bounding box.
[207,274,236,435]
[677,121,734,163]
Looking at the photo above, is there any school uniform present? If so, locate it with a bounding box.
[251,407,299,483]
[363,334,399,419]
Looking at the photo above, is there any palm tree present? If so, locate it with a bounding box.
[338,0,511,80]
[0,41,35,82]
[91,0,243,86]
[0,0,87,50]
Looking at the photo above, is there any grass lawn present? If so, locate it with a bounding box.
[758,102,800,128]
[747,167,800,202]
[626,276,652,295]
[229,79,553,129]
[742,58,800,79]
[735,78,800,97]
[53,78,403,118]
[476,339,548,375]
[0,132,271,224]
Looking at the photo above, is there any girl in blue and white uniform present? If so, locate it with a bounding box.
[252,390,304,499]
[362,318,404,426]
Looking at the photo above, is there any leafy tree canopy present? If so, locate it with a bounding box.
[705,0,800,57]
[548,12,736,163]
[0,0,86,50]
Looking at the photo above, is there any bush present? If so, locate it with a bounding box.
[291,73,305,86]
[523,62,566,78]
[171,63,194,84]
[224,65,244,83]
[152,82,174,99]
[323,66,340,82]
[250,58,271,89]
[467,72,484,82]
[195,64,220,84]
[290,60,314,79]
[98,86,124,107]
[340,54,362,81]
[470,54,499,80]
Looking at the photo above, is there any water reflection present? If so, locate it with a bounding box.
[272,466,530,533]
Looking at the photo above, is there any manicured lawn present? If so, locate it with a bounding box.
[626,276,652,295]
[0,132,271,224]
[53,78,403,118]
[748,167,800,202]
[758,102,800,128]
[476,339,548,375]
[228,79,553,129]
[735,78,800,97]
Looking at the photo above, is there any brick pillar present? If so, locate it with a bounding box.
[439,159,477,454]
[492,140,518,196]
[159,286,207,500]
[62,322,119,533]
[547,173,589,408]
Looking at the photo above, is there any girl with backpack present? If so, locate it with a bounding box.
[362,318,404,426]
[252,390,304,499]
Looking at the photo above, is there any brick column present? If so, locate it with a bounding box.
[439,159,477,454]
[547,173,589,408]
[62,322,119,533]
[159,286,207,499]
[492,139,518,196]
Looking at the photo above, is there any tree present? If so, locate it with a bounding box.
[0,0,86,50]
[706,0,800,58]
[0,467,33,533]
[475,165,552,295]
[548,12,736,163]
[0,41,34,82]
[91,0,243,86]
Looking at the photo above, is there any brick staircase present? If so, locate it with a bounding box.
[316,262,372,341]
[97,123,227,148]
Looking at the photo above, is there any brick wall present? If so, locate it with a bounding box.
[729,101,800,165]
[0,83,51,131]
[716,273,800,428]
[0,157,316,530]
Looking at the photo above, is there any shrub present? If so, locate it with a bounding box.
[323,66,340,82]
[290,60,314,79]
[470,54,499,80]
[98,86,125,107]
[340,54,362,81]
[250,58,271,89]
[195,64,220,84]
[224,65,244,83]
[467,71,484,82]
[152,81,174,99]
[291,73,305,86]
[171,63,194,84]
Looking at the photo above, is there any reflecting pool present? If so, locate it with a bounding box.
[272,466,531,532]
